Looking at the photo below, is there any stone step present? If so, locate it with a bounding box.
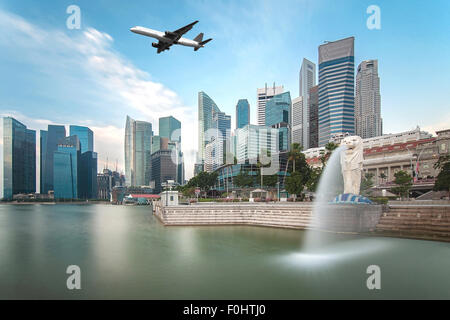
[165,210,313,215]
[388,209,450,214]
[378,219,450,225]
[164,220,310,227]
[163,214,313,219]
[376,224,450,233]
[163,217,312,224]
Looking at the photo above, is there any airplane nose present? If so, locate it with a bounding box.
[130,27,138,33]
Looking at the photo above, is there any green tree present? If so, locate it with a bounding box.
[234,170,254,188]
[181,186,195,197]
[262,173,278,187]
[319,142,339,166]
[283,143,302,179]
[379,172,387,184]
[434,154,450,170]
[391,170,413,199]
[283,145,312,199]
[285,171,308,198]
[186,171,218,193]
[306,167,322,192]
[361,172,375,196]
[434,157,450,198]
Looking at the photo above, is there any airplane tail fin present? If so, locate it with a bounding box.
[194,38,212,51]
[193,33,204,42]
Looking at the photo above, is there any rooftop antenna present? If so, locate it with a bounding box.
[106,157,109,170]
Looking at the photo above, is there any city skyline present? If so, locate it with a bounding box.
[1,0,450,197]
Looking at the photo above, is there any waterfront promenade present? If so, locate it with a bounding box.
[154,202,450,242]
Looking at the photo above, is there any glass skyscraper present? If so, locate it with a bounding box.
[69,125,93,154]
[159,116,181,142]
[79,151,98,199]
[355,59,382,139]
[198,91,220,163]
[236,99,250,129]
[318,37,355,146]
[299,58,317,149]
[40,125,66,194]
[3,117,36,200]
[124,115,152,186]
[265,92,291,151]
[53,136,80,199]
[213,111,231,141]
[309,85,319,148]
[265,92,291,127]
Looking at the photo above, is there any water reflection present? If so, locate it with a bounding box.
[0,204,449,299]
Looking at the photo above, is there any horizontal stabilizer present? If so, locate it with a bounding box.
[200,38,212,45]
[194,38,212,51]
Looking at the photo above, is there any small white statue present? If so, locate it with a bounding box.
[340,136,364,195]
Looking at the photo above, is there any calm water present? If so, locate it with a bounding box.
[0,204,449,299]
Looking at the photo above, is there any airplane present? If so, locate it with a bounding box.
[130,21,212,54]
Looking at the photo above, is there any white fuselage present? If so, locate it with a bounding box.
[130,26,199,48]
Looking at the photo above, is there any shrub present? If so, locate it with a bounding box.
[369,197,389,205]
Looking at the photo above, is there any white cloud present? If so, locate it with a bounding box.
[421,114,450,136]
[0,9,198,196]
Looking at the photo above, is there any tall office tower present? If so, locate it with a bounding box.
[291,96,303,147]
[309,85,319,148]
[159,115,184,185]
[53,136,80,199]
[318,37,355,146]
[40,125,66,194]
[236,99,250,129]
[204,139,222,173]
[265,92,291,151]
[234,124,278,164]
[159,116,181,142]
[3,117,36,200]
[213,111,231,140]
[257,83,284,126]
[151,136,169,153]
[299,58,317,148]
[79,151,98,199]
[355,59,382,139]
[204,111,231,171]
[124,116,152,187]
[69,125,97,198]
[150,150,177,194]
[198,92,221,163]
[69,125,93,153]
[167,140,185,185]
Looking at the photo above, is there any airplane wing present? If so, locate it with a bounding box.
[164,21,198,41]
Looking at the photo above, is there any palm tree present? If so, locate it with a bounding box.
[283,143,303,185]
[319,142,339,166]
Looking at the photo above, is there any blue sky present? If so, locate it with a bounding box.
[1,0,449,193]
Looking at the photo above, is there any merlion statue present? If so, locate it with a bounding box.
[340,136,363,195]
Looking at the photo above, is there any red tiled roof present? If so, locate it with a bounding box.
[364,138,435,155]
